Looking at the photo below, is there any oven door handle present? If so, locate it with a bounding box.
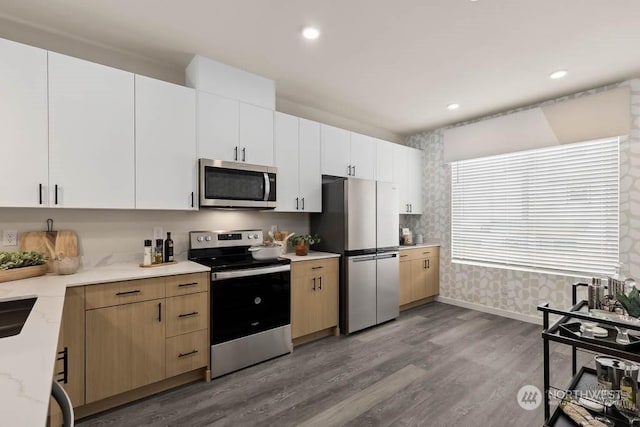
[263,172,270,202]
[212,264,290,280]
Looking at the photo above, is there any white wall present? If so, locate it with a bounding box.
[404,80,636,319]
[0,208,308,267]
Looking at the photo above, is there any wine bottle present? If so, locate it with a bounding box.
[164,232,174,262]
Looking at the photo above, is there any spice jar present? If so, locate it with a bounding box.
[154,239,164,264]
[143,240,152,266]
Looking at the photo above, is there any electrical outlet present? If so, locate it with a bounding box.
[153,226,163,240]
[2,230,18,246]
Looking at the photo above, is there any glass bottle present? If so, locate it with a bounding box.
[620,363,638,411]
[164,232,174,263]
[154,239,163,264]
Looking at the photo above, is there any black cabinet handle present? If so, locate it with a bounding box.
[234,146,238,161]
[352,165,356,176]
[55,184,59,205]
[39,184,43,205]
[311,266,324,270]
[296,197,299,210]
[312,277,316,291]
[56,347,68,384]
[427,259,430,269]
[115,290,140,296]
[318,276,322,290]
[242,147,246,162]
[409,204,412,213]
[347,165,352,176]
[158,302,162,322]
[178,311,199,318]
[178,349,198,358]
[191,191,194,208]
[301,197,305,210]
[178,282,199,287]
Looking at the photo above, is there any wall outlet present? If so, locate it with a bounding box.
[153,226,164,240]
[2,230,18,246]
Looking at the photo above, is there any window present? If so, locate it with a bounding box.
[451,137,619,276]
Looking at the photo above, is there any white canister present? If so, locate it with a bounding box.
[416,234,424,244]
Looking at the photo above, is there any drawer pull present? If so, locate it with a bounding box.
[311,266,324,270]
[178,349,198,358]
[178,282,199,287]
[400,255,408,258]
[116,290,141,296]
[423,251,431,255]
[178,311,199,318]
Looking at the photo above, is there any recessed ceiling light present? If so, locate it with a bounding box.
[447,103,460,110]
[550,69,568,79]
[302,27,320,40]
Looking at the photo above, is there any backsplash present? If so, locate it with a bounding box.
[405,79,639,319]
[0,208,308,268]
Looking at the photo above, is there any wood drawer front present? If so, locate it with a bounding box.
[399,247,439,261]
[85,278,166,309]
[165,272,209,297]
[166,293,208,337]
[166,329,208,378]
[292,258,338,277]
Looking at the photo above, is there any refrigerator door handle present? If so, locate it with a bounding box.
[376,253,398,260]
[350,255,376,262]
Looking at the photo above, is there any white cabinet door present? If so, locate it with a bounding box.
[48,52,134,209]
[298,118,321,212]
[135,75,197,210]
[197,91,239,161]
[0,38,48,207]
[407,147,423,214]
[274,112,299,212]
[375,138,394,183]
[349,132,375,180]
[321,124,350,177]
[393,144,410,214]
[239,102,274,166]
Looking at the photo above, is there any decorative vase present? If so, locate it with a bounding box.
[295,242,309,256]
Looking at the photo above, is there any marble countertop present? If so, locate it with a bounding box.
[398,242,440,250]
[0,260,209,427]
[281,251,341,262]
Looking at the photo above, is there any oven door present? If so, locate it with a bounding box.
[210,265,290,345]
[199,159,277,208]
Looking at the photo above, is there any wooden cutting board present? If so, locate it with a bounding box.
[20,222,78,272]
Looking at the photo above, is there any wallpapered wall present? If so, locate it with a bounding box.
[403,79,640,320]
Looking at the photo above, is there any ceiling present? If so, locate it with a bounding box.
[0,0,639,137]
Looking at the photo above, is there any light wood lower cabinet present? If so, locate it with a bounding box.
[399,247,440,309]
[291,257,339,342]
[50,271,210,423]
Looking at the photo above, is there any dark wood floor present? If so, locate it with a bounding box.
[78,302,578,427]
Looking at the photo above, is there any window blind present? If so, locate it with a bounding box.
[451,137,619,276]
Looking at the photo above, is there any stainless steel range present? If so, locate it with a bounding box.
[189,230,292,379]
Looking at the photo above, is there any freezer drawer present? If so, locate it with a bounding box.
[376,252,399,323]
[346,254,377,333]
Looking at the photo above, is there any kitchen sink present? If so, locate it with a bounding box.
[0,297,36,338]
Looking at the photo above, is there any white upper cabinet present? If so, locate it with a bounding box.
[48,52,135,209]
[0,38,48,207]
[197,91,273,166]
[135,75,197,210]
[349,132,375,180]
[274,113,321,212]
[298,118,321,212]
[239,102,274,166]
[393,144,423,214]
[375,138,394,182]
[321,124,351,177]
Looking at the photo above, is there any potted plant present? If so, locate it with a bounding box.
[289,234,321,256]
[0,251,48,283]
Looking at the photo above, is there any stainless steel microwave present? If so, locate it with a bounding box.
[199,159,277,209]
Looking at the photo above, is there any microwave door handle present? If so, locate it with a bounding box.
[263,173,270,201]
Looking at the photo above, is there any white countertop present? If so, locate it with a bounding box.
[281,251,341,262]
[0,260,209,427]
[398,242,440,250]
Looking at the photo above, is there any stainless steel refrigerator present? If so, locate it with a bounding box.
[311,177,399,334]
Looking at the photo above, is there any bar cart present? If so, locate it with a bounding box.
[539,282,640,426]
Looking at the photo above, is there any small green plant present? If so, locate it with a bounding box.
[289,234,321,246]
[0,251,47,271]
[617,286,640,318]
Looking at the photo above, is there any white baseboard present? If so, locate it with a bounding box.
[435,296,542,325]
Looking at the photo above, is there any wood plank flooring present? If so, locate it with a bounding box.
[78,302,577,427]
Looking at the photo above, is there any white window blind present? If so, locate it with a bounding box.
[451,137,619,276]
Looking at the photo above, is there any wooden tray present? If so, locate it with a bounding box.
[0,264,48,283]
[559,321,640,350]
[139,261,177,268]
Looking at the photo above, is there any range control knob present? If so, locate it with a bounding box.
[252,233,259,239]
[248,234,254,239]
[205,235,212,241]
[197,236,205,242]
